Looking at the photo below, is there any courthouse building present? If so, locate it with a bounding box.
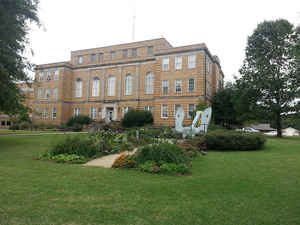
[32,38,224,126]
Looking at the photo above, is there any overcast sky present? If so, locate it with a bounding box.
[26,0,300,81]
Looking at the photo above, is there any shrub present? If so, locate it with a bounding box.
[112,154,137,168]
[40,153,88,164]
[89,129,134,157]
[121,110,153,128]
[160,163,189,174]
[50,135,96,157]
[66,115,92,127]
[135,143,191,166]
[202,131,266,151]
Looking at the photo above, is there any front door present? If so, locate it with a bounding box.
[106,107,114,121]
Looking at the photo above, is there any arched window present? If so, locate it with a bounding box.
[108,76,115,96]
[75,78,82,97]
[125,74,132,95]
[145,72,154,94]
[92,77,100,97]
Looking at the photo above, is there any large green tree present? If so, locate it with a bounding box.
[239,19,300,137]
[0,0,39,114]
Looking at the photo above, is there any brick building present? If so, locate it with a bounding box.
[32,38,224,126]
[0,82,34,129]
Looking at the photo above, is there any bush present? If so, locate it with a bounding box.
[50,135,96,157]
[40,153,88,164]
[66,115,92,127]
[112,154,137,168]
[135,143,191,166]
[121,110,153,128]
[201,131,266,151]
[89,129,134,157]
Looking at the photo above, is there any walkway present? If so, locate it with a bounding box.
[84,149,137,168]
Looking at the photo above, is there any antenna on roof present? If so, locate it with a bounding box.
[132,0,136,41]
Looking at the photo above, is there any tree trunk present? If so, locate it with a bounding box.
[276,112,282,137]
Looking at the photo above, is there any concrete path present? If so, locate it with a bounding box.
[84,149,137,168]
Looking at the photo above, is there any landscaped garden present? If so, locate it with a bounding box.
[1,132,300,225]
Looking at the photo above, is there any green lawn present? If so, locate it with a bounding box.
[0,129,57,135]
[0,135,300,225]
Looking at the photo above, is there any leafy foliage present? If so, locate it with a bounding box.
[135,143,191,166]
[50,135,96,158]
[40,153,88,164]
[239,19,300,137]
[0,0,40,114]
[201,131,266,151]
[66,115,92,127]
[121,109,153,127]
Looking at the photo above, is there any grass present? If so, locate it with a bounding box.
[0,129,58,135]
[0,135,300,225]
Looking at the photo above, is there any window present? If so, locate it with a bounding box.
[111,51,116,60]
[52,108,57,120]
[36,108,40,119]
[75,78,82,97]
[145,72,154,94]
[174,104,181,116]
[108,76,115,96]
[206,81,212,96]
[44,108,48,120]
[206,57,211,74]
[90,107,97,120]
[188,104,195,119]
[122,106,131,117]
[92,77,100,97]
[46,72,51,81]
[91,54,96,63]
[188,54,196,69]
[74,108,80,116]
[132,48,137,57]
[188,78,195,92]
[78,56,83,64]
[54,70,59,80]
[125,74,132,95]
[162,57,169,71]
[175,80,182,94]
[175,56,182,70]
[99,52,104,62]
[147,46,153,56]
[45,88,51,99]
[162,80,169,94]
[39,72,43,81]
[37,88,43,99]
[53,88,58,100]
[144,106,153,114]
[161,104,168,118]
[6,121,11,126]
[122,49,128,58]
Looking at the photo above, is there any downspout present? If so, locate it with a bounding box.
[204,53,207,102]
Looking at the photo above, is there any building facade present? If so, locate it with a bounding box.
[0,82,34,129]
[32,38,224,126]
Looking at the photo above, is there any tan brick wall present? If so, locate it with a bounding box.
[32,38,224,126]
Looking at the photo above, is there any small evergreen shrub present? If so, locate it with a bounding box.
[202,131,266,151]
[66,115,92,127]
[50,135,96,157]
[121,110,153,128]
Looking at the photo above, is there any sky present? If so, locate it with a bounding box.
[26,0,300,82]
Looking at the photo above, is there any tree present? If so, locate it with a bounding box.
[211,82,241,128]
[239,19,300,137]
[0,0,40,114]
